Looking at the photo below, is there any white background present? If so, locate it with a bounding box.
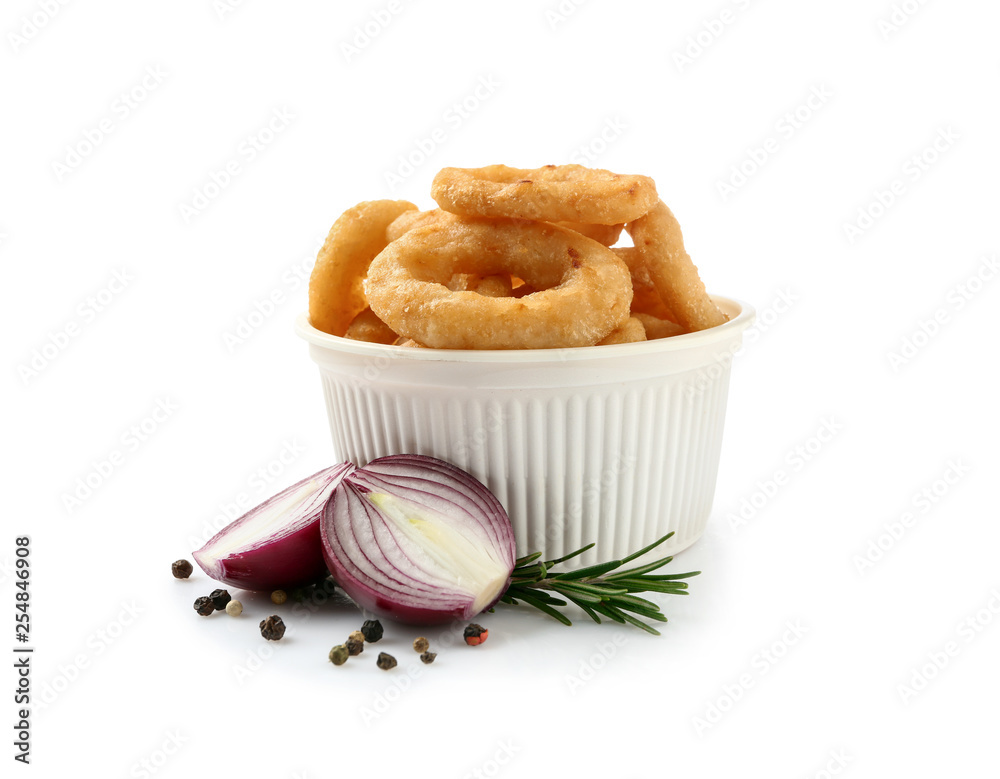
[3,0,999,776]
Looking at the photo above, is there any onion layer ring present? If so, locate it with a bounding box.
[432,164,658,225]
[626,200,727,332]
[309,200,416,336]
[367,219,631,349]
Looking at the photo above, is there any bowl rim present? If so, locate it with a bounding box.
[295,294,755,364]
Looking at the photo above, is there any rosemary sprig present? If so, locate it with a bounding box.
[497,532,699,635]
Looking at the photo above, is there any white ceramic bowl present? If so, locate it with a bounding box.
[296,296,754,566]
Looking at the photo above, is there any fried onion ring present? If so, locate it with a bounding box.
[366,219,631,349]
[597,316,647,345]
[385,208,459,242]
[309,200,416,336]
[447,273,513,298]
[386,211,515,298]
[554,221,624,246]
[432,164,658,225]
[612,247,678,322]
[343,307,398,345]
[626,201,727,332]
[634,312,686,340]
[388,207,622,248]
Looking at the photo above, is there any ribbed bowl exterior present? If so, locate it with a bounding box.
[297,297,753,567]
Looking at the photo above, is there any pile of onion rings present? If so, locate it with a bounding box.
[308,164,728,349]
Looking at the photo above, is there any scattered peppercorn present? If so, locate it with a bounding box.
[193,596,215,616]
[312,577,337,598]
[419,651,437,665]
[376,652,397,670]
[345,637,364,656]
[172,559,194,579]
[259,615,286,640]
[463,623,488,646]
[291,587,307,603]
[321,583,339,601]
[349,630,365,644]
[360,619,383,642]
[270,590,287,605]
[412,637,429,653]
[328,645,349,666]
[225,600,243,616]
[209,589,232,610]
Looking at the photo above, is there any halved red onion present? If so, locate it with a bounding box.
[321,455,516,625]
[194,463,354,591]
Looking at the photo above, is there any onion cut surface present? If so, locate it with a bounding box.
[321,455,516,625]
[193,464,354,591]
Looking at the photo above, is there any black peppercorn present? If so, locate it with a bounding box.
[209,589,231,610]
[419,651,437,665]
[413,636,430,653]
[259,615,286,640]
[193,596,215,616]
[345,637,364,656]
[172,559,194,579]
[376,652,397,670]
[360,619,383,643]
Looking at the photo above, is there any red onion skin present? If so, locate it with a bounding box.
[321,455,515,626]
[193,464,353,591]
[195,521,327,591]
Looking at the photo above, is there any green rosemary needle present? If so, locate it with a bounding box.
[497,532,699,635]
